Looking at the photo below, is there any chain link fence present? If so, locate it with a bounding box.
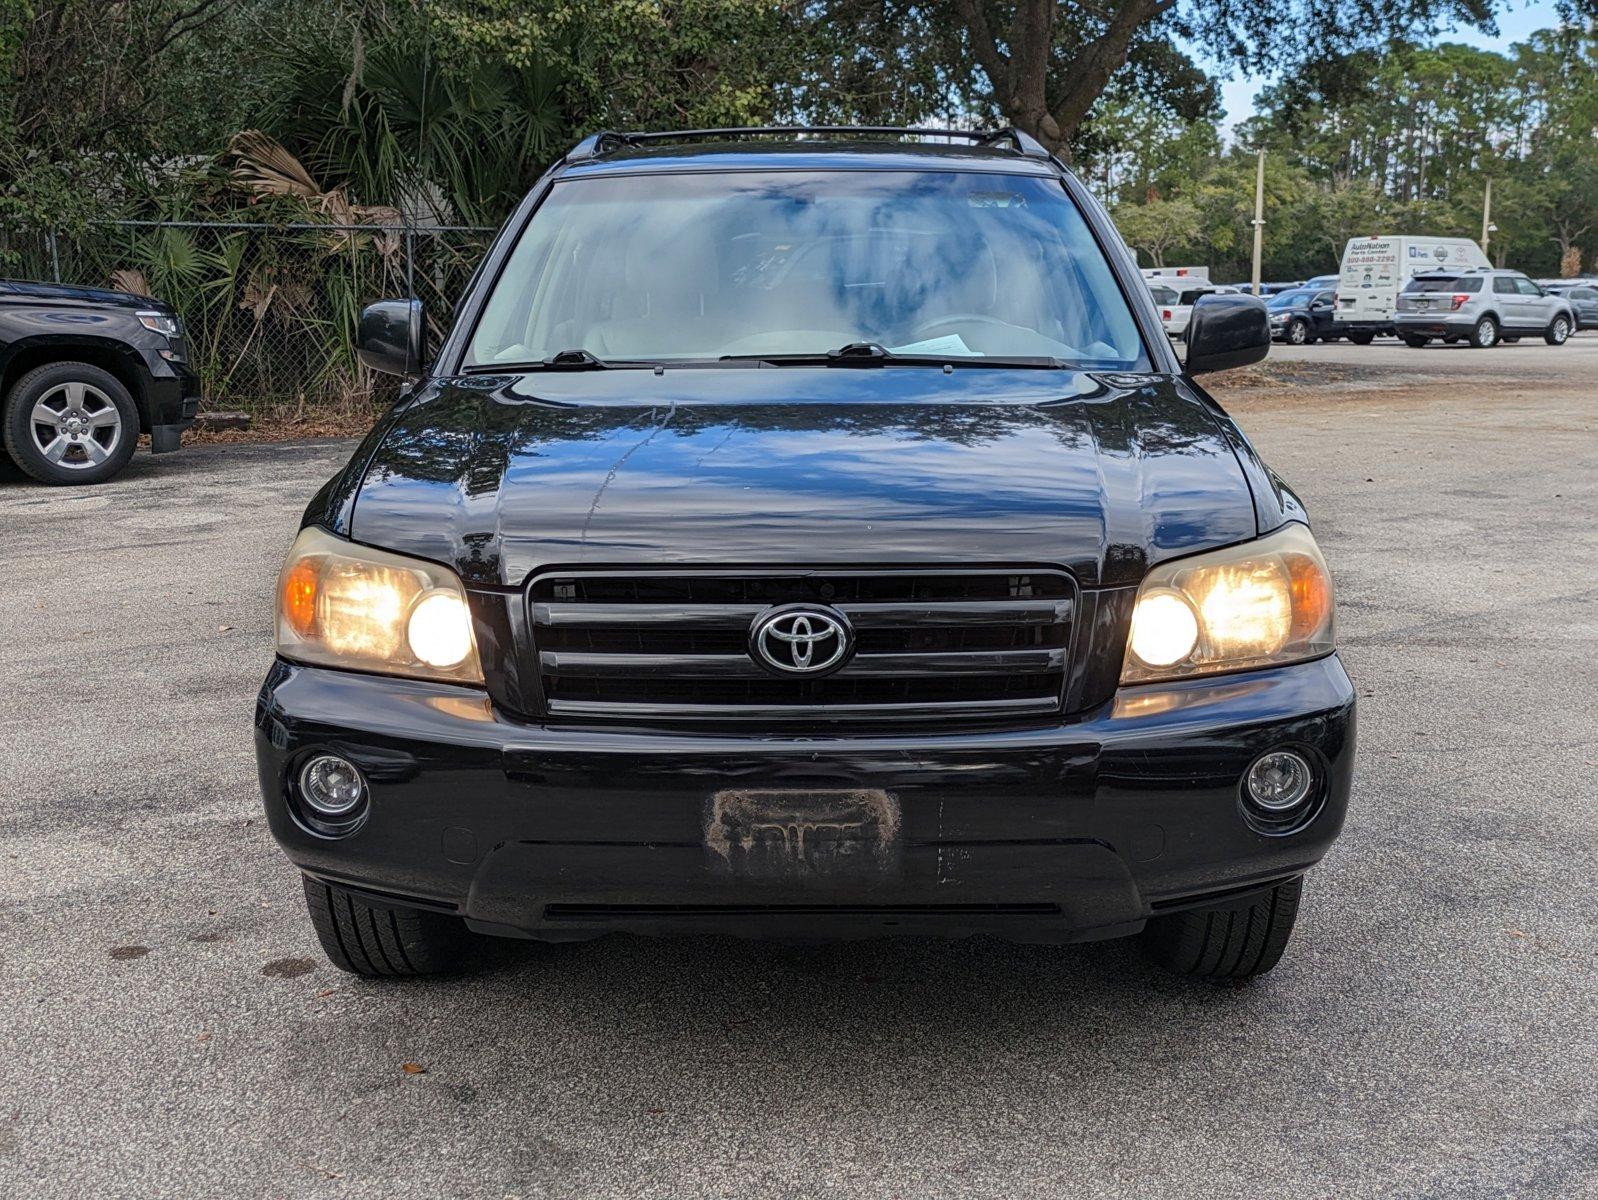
[0,219,497,417]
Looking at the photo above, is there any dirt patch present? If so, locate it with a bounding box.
[185,403,386,444]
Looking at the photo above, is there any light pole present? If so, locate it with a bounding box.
[1250,150,1266,296]
[1481,178,1492,255]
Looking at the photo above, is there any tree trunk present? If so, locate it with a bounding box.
[954,0,1175,160]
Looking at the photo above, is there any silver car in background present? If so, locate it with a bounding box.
[1542,281,1598,330]
[1394,267,1576,349]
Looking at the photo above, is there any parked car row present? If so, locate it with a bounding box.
[1144,264,1587,350]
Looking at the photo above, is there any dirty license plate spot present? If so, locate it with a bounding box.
[706,789,901,880]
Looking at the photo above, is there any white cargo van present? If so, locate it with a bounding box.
[1334,236,1490,341]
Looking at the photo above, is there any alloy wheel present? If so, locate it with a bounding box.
[28,381,122,471]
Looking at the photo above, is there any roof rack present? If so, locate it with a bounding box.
[565,126,1052,163]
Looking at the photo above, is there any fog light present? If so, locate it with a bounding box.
[298,754,367,817]
[1245,750,1314,812]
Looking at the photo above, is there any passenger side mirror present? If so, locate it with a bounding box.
[358,299,426,377]
[1184,293,1270,376]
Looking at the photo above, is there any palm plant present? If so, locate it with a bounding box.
[263,19,568,225]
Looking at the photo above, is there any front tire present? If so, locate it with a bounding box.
[1346,331,1375,345]
[1400,333,1430,348]
[1139,875,1304,984]
[1545,314,1571,345]
[1469,315,1499,348]
[1285,318,1309,345]
[303,876,469,976]
[3,362,139,485]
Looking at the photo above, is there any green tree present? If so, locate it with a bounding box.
[815,0,1521,160]
[1112,196,1201,267]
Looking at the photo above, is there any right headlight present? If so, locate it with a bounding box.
[276,526,484,686]
[1120,522,1335,685]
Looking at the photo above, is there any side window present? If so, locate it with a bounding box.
[1574,288,1597,300]
[1314,291,1333,305]
[1492,277,1516,295]
[1514,278,1542,296]
[1149,286,1176,305]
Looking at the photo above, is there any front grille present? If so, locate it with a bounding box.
[528,569,1074,725]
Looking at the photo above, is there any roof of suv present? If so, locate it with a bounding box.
[554,127,1065,179]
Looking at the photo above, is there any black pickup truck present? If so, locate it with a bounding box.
[1,279,200,484]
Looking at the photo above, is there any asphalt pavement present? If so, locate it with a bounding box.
[0,359,1594,1199]
[1268,326,1598,378]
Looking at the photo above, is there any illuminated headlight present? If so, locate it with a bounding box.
[136,310,182,338]
[1121,523,1335,685]
[276,526,483,685]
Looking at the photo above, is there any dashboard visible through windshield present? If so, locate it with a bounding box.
[466,169,1150,370]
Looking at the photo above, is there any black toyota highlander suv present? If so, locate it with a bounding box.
[256,128,1355,985]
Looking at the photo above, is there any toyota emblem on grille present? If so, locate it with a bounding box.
[750,605,854,675]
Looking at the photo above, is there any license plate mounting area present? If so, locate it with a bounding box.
[706,788,901,882]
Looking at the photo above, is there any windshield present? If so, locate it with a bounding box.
[1268,289,1315,308]
[467,170,1149,369]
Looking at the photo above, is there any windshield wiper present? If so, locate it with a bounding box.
[463,348,644,373]
[719,342,1070,369]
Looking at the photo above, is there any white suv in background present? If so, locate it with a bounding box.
[1394,268,1576,349]
[1145,279,1239,339]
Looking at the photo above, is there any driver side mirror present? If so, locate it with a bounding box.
[358,299,425,377]
[1185,293,1270,376]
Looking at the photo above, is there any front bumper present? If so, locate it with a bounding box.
[254,655,1356,943]
[137,344,200,453]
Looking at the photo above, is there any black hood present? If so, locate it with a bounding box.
[345,367,1260,589]
[0,278,167,310]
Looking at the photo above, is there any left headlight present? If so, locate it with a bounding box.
[276,526,484,686]
[136,310,182,338]
[1121,522,1335,685]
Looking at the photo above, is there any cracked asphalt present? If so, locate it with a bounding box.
[0,349,1594,1198]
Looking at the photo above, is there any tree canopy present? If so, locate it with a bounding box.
[2,0,1595,277]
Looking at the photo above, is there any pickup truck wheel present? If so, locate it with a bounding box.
[1469,315,1499,348]
[1400,334,1430,348]
[1346,331,1375,345]
[1544,315,1571,345]
[3,362,138,485]
[1139,875,1303,984]
[302,876,468,976]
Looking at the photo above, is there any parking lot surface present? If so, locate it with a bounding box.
[1269,327,1598,378]
[1,361,1594,1198]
